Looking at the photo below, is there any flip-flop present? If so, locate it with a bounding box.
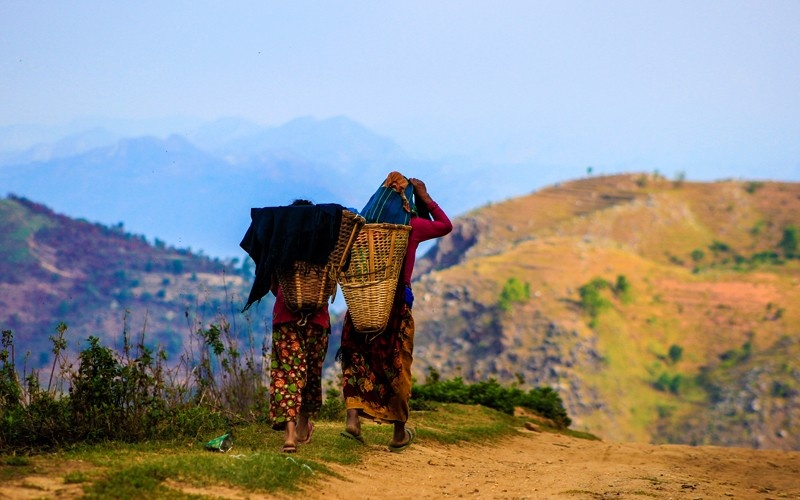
[282,442,297,453]
[299,422,314,445]
[388,428,415,453]
[339,430,366,445]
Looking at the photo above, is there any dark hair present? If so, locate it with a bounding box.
[290,199,314,206]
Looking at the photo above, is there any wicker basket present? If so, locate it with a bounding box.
[338,223,411,333]
[279,209,365,312]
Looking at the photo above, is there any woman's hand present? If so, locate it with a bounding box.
[409,178,432,204]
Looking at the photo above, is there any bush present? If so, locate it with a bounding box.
[668,344,683,364]
[317,387,345,421]
[653,372,683,394]
[614,275,633,304]
[779,225,798,258]
[0,311,264,452]
[578,278,612,319]
[499,277,530,311]
[411,376,571,428]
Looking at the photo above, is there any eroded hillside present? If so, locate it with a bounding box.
[411,173,800,449]
[0,195,270,367]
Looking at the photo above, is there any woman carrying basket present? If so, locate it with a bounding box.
[338,176,452,452]
[266,199,332,453]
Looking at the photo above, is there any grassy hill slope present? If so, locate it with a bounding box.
[412,173,800,449]
[0,195,269,368]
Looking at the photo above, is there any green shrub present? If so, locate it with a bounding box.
[668,344,683,364]
[614,275,633,304]
[1,310,264,452]
[744,181,764,194]
[318,387,345,421]
[0,329,21,409]
[653,372,683,394]
[578,277,612,319]
[411,376,571,428]
[498,277,530,311]
[709,240,731,253]
[779,225,798,258]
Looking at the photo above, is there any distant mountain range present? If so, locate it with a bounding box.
[0,116,569,259]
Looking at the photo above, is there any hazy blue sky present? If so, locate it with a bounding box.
[2,1,799,180]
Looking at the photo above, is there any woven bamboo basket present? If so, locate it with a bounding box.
[338,223,411,333]
[279,209,365,312]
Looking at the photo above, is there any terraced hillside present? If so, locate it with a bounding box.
[410,173,800,449]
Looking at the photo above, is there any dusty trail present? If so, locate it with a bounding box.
[306,428,800,499]
[2,427,798,499]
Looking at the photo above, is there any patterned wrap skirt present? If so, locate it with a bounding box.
[339,298,415,424]
[269,321,330,430]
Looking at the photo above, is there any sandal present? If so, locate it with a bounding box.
[339,430,366,444]
[282,442,297,453]
[388,428,415,453]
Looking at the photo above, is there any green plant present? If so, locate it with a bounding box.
[613,275,633,304]
[578,277,612,321]
[708,240,731,253]
[667,344,683,364]
[1,302,264,452]
[0,329,21,409]
[318,387,345,421]
[498,277,530,311]
[719,338,753,367]
[744,181,764,194]
[653,372,683,394]
[779,225,798,258]
[411,376,571,428]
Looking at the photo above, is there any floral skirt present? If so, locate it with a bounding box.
[339,301,414,424]
[269,321,330,430]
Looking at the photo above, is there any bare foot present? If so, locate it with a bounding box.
[345,409,361,437]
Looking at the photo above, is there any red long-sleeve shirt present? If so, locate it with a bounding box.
[402,200,453,286]
[271,286,331,328]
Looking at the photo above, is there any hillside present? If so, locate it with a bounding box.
[0,195,270,368]
[3,174,799,451]
[408,173,800,450]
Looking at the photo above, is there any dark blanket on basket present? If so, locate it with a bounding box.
[240,203,343,312]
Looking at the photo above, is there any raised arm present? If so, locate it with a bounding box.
[409,178,453,240]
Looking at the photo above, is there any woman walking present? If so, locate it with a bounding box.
[269,281,330,453]
[338,176,452,451]
[246,198,335,453]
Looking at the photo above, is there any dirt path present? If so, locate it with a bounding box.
[307,428,800,499]
[2,428,799,499]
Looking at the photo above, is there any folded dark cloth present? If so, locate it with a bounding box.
[240,203,343,311]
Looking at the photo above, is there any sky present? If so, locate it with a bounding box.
[2,1,799,181]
